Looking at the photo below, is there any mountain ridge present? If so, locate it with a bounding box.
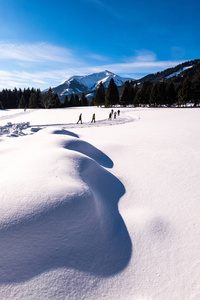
[51,70,133,101]
[51,59,200,101]
[136,59,200,85]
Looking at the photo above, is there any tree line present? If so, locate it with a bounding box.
[0,87,89,109]
[0,87,59,109]
[94,63,200,107]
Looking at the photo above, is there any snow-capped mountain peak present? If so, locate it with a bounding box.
[51,70,133,100]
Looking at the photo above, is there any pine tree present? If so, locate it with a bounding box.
[133,90,141,107]
[13,88,19,108]
[130,82,138,104]
[36,89,42,108]
[176,83,183,107]
[29,92,38,108]
[18,88,23,102]
[178,77,192,106]
[74,94,80,106]
[68,94,75,107]
[53,93,61,108]
[166,82,176,107]
[18,94,26,109]
[158,81,167,106]
[80,93,88,106]
[139,81,153,106]
[63,95,69,107]
[94,82,105,106]
[150,82,160,107]
[105,78,119,107]
[23,88,31,108]
[120,81,131,106]
[192,63,200,106]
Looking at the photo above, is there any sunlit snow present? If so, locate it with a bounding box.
[0,107,200,300]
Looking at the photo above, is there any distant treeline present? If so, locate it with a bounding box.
[0,88,58,109]
[0,87,89,109]
[93,63,200,107]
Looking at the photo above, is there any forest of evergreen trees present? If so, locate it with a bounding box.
[0,87,60,109]
[94,63,200,108]
[0,87,89,109]
[1,63,200,109]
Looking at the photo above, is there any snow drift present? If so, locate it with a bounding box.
[0,127,131,284]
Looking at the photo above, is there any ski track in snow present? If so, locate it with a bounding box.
[0,108,137,138]
[0,109,38,121]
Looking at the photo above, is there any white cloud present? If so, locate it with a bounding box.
[82,51,183,77]
[0,58,184,90]
[87,53,109,62]
[0,44,184,90]
[86,60,184,77]
[0,42,78,63]
[133,50,157,62]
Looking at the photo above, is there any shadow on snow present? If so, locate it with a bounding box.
[0,130,132,284]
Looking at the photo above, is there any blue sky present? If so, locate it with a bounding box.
[0,0,199,90]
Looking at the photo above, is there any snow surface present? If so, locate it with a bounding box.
[166,65,193,79]
[0,107,200,300]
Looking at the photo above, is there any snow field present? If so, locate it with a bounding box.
[0,107,200,299]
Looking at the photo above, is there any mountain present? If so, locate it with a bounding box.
[51,70,133,101]
[50,59,200,101]
[136,59,200,85]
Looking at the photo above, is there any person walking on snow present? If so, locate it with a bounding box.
[91,113,95,123]
[77,113,82,124]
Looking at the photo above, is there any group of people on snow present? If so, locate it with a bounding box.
[77,109,120,124]
[108,109,120,120]
[77,113,95,124]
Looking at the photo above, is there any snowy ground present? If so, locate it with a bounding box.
[0,107,200,300]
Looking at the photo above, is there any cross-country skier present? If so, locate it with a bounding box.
[77,113,82,124]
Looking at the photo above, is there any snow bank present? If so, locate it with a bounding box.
[0,126,131,285]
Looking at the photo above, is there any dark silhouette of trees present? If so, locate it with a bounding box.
[177,77,192,107]
[80,93,88,106]
[120,81,131,106]
[74,94,80,106]
[63,95,69,107]
[105,78,119,107]
[192,63,200,106]
[53,93,61,108]
[166,82,176,107]
[68,94,75,107]
[138,81,153,106]
[18,94,26,109]
[94,82,105,106]
[29,92,38,108]
[150,82,160,107]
